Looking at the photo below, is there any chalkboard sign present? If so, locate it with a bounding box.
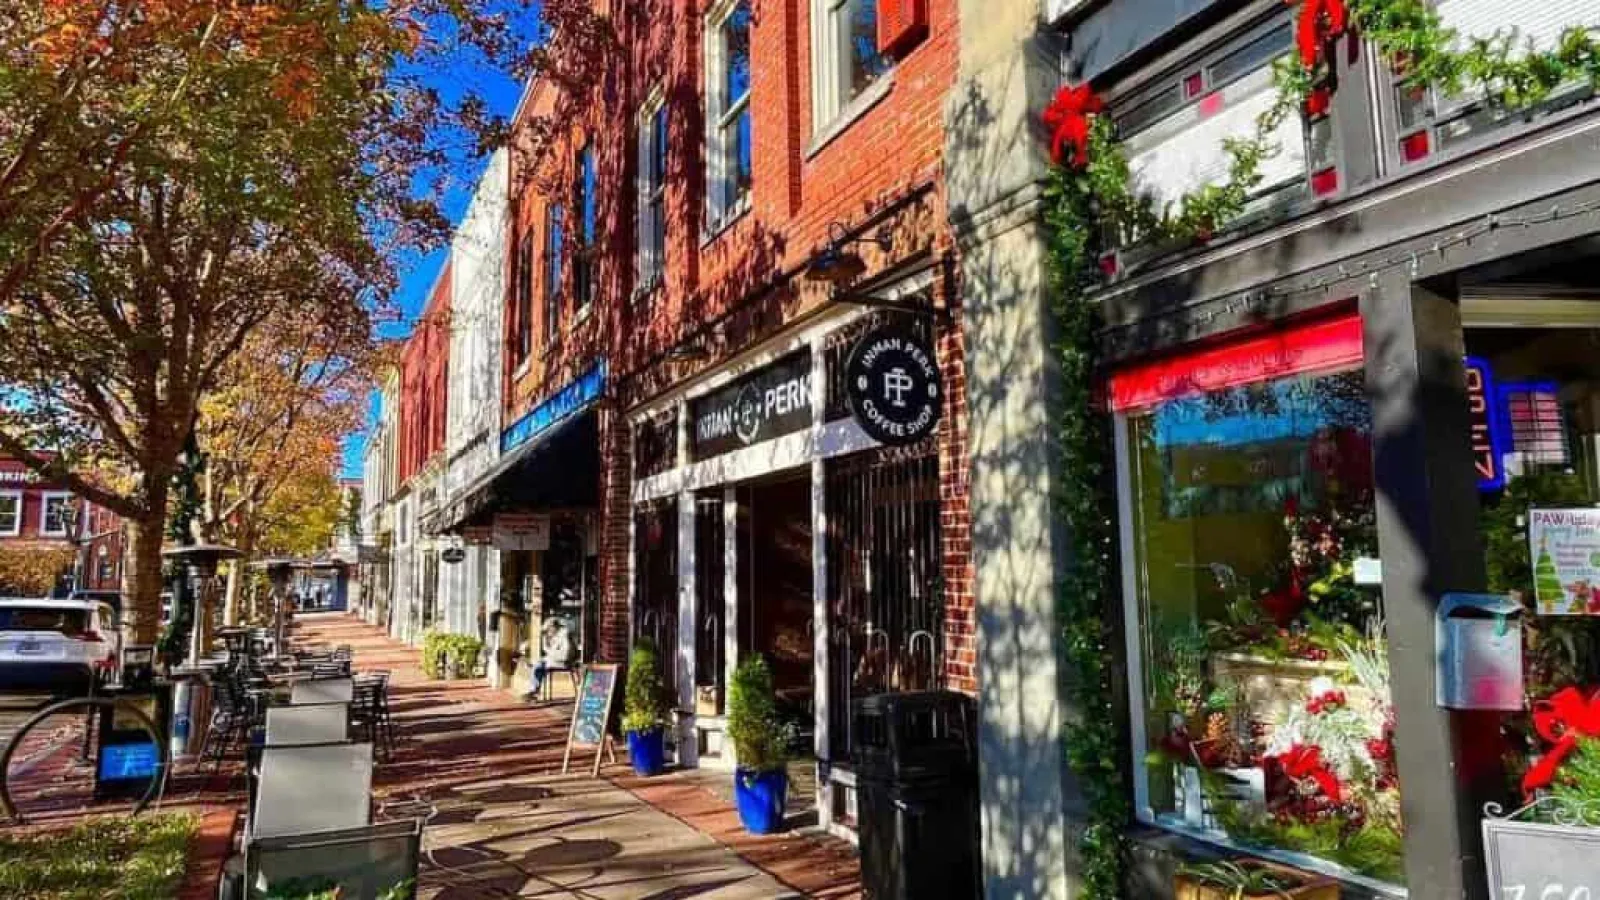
[1484,815,1600,899]
[561,664,619,777]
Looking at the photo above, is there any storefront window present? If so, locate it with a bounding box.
[1118,320,1402,884]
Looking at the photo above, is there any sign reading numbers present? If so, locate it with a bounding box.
[845,326,943,447]
[1466,356,1505,491]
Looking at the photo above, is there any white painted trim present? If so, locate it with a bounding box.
[0,490,20,537]
[676,490,698,767]
[723,486,739,737]
[636,88,668,290]
[809,335,832,831]
[1114,415,1153,821]
[632,418,877,504]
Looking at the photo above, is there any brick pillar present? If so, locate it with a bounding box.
[936,269,978,696]
[597,402,633,664]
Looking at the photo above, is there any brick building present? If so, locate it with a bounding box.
[428,0,974,840]
[391,262,452,643]
[0,458,121,595]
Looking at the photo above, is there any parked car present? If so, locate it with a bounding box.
[0,597,121,694]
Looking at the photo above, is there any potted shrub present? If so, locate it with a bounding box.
[622,639,670,777]
[727,655,791,834]
[1175,859,1338,900]
[447,635,484,679]
[420,630,448,680]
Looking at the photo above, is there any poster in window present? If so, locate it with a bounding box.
[1528,508,1600,615]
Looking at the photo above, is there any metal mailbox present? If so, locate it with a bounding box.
[1436,593,1524,711]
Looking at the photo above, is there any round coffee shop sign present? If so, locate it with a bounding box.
[846,326,942,446]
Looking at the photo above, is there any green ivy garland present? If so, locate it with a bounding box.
[1042,2,1600,896]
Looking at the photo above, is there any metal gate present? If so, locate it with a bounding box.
[825,447,944,765]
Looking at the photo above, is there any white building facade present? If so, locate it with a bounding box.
[436,150,509,646]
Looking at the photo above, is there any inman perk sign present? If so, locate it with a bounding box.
[689,350,813,460]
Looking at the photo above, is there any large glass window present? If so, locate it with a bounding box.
[637,97,668,289]
[41,493,72,538]
[811,0,891,134]
[1118,330,1401,885]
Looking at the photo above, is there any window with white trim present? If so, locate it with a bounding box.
[40,492,72,538]
[810,0,891,134]
[544,203,565,343]
[0,492,18,537]
[574,145,597,317]
[705,0,752,228]
[636,92,668,290]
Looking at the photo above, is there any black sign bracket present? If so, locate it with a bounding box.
[832,288,952,325]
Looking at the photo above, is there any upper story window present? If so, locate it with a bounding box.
[1107,13,1322,257]
[515,230,534,365]
[705,0,753,229]
[1387,0,1600,168]
[811,0,891,135]
[40,492,72,538]
[574,145,597,317]
[544,203,565,344]
[0,491,19,537]
[637,93,668,291]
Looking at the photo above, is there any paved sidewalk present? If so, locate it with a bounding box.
[294,613,861,900]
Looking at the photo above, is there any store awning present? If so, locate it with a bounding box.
[422,408,600,536]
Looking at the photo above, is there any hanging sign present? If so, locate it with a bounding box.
[493,513,550,552]
[561,663,619,777]
[441,546,466,565]
[689,350,813,460]
[1528,508,1600,615]
[846,326,943,446]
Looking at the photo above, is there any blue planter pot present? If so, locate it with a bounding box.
[627,728,666,777]
[734,767,788,835]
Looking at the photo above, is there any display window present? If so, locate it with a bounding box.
[1114,313,1403,885]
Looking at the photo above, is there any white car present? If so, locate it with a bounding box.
[0,598,121,694]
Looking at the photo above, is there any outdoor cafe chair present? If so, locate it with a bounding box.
[291,676,354,705]
[264,702,349,746]
[351,673,395,759]
[248,741,374,842]
[240,818,422,900]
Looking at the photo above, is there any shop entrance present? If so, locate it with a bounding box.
[735,476,815,744]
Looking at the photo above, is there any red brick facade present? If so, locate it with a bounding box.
[0,458,121,594]
[399,262,452,485]
[503,0,973,693]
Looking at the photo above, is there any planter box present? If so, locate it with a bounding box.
[1176,860,1339,900]
[1483,807,1600,900]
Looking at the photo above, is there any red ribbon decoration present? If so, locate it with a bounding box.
[1278,744,1343,803]
[1043,84,1104,168]
[1523,687,1600,796]
[1295,0,1348,70]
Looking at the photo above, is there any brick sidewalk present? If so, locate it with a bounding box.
[294,612,862,900]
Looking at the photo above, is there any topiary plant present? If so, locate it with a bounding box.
[623,639,670,734]
[727,655,789,773]
[420,630,448,680]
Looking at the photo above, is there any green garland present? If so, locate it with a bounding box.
[1042,2,1600,896]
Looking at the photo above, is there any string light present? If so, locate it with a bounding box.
[1102,201,1600,336]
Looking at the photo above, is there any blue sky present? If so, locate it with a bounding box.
[341,9,539,479]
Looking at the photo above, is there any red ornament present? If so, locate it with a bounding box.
[1294,0,1348,71]
[1043,83,1104,168]
[1305,86,1332,117]
[1523,687,1600,797]
[1278,743,1343,803]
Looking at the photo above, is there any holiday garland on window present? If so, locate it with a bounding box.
[1043,1,1600,895]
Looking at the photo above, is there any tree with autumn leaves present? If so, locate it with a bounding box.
[0,1,567,642]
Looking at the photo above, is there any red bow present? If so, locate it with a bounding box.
[1279,744,1343,803]
[1043,84,1104,168]
[1295,0,1348,70]
[1523,687,1600,796]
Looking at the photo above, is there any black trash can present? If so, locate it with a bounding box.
[853,691,979,900]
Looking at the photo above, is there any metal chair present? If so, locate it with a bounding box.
[351,672,395,759]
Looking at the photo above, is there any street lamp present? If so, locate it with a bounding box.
[60,494,86,595]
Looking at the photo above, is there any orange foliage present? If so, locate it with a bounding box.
[0,542,75,597]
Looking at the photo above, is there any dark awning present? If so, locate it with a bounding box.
[422,408,600,536]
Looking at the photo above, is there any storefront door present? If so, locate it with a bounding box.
[738,476,815,743]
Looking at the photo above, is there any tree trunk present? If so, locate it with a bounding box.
[121,511,167,645]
